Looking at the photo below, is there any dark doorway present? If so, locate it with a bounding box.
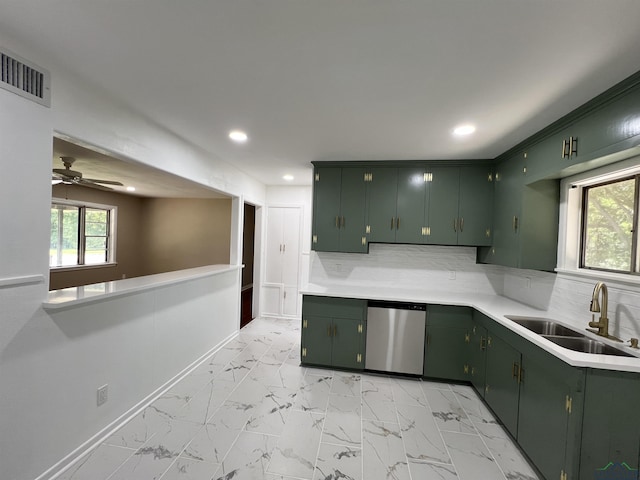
[241,203,256,328]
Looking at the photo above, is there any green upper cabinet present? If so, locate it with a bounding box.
[366,167,399,244]
[365,166,429,244]
[572,85,640,160]
[312,166,367,253]
[505,71,640,185]
[427,166,493,246]
[480,154,559,271]
[395,166,429,244]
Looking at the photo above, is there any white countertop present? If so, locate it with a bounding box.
[301,283,640,373]
[44,265,241,310]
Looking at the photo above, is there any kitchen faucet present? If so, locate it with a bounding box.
[587,281,621,341]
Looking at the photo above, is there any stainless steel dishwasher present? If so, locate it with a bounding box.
[365,300,426,375]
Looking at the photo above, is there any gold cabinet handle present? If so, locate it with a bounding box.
[480,336,486,351]
[335,216,340,228]
[391,217,395,229]
[570,136,578,157]
[396,217,400,229]
[460,217,464,232]
[341,216,345,228]
[453,218,457,232]
[512,216,519,232]
[562,139,570,159]
[512,362,519,379]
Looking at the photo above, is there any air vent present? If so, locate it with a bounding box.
[1,47,50,107]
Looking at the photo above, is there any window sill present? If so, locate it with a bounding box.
[555,267,640,290]
[50,263,118,273]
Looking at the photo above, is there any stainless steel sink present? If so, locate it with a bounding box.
[505,316,583,337]
[542,335,636,357]
[505,315,636,357]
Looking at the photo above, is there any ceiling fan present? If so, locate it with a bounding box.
[52,156,124,191]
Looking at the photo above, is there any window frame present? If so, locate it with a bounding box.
[50,198,117,270]
[578,174,640,275]
[557,154,640,286]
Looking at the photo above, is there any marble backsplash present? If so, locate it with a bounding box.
[308,244,505,296]
[308,243,640,343]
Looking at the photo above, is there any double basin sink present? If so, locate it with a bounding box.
[505,315,636,357]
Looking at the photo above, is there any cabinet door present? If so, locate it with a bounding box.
[572,86,640,161]
[312,167,342,251]
[331,318,366,370]
[366,167,398,243]
[469,324,487,396]
[484,334,521,437]
[580,369,640,480]
[427,167,459,245]
[490,155,524,268]
[517,353,576,480]
[396,167,428,244]
[525,131,567,182]
[458,165,493,246]
[281,207,301,286]
[301,315,333,366]
[423,325,469,381]
[339,168,368,253]
[265,207,284,284]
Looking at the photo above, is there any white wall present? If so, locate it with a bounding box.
[0,32,265,480]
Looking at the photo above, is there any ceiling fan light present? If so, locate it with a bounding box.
[229,130,248,143]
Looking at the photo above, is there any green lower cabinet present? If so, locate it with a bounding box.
[579,369,640,480]
[517,350,584,480]
[331,318,366,369]
[301,315,333,366]
[484,333,521,437]
[423,305,474,381]
[301,295,367,370]
[470,312,489,396]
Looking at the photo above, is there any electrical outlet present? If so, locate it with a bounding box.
[97,384,108,406]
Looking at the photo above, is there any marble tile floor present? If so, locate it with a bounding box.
[57,316,540,480]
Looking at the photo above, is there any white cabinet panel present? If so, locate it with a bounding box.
[263,206,302,317]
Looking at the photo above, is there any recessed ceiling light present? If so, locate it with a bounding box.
[126,186,136,192]
[453,124,476,136]
[283,174,294,181]
[229,130,248,143]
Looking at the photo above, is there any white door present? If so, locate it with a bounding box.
[263,206,302,317]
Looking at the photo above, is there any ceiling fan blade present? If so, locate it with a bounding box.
[83,178,124,186]
[53,168,83,178]
[75,179,115,191]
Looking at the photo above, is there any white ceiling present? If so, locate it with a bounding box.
[52,137,228,198]
[4,1,640,186]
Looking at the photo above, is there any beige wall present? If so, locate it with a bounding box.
[50,186,232,289]
[50,184,146,290]
[139,197,232,275]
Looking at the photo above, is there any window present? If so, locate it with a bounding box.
[50,200,115,268]
[580,175,639,274]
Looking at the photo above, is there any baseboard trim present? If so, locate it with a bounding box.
[38,329,239,480]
